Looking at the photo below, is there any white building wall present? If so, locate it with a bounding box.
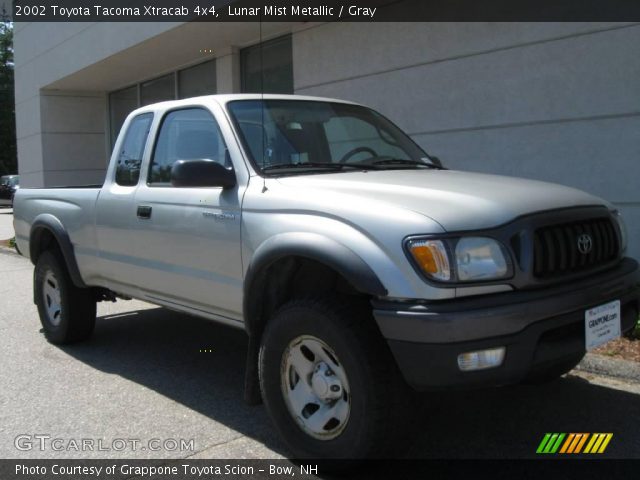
[39,92,107,186]
[292,22,640,260]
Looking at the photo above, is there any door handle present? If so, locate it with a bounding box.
[137,205,152,219]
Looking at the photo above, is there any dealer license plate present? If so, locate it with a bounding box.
[585,300,621,351]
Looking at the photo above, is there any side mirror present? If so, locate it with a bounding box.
[171,159,236,189]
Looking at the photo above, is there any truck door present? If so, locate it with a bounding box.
[132,106,244,321]
[95,112,154,291]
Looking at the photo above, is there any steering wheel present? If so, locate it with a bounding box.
[339,146,378,163]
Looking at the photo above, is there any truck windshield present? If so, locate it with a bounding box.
[227,100,438,175]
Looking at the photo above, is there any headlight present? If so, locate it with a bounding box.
[407,236,512,283]
[455,237,510,281]
[613,210,627,253]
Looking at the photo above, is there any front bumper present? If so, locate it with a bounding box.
[373,258,640,390]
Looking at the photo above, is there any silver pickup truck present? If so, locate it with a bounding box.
[14,94,640,459]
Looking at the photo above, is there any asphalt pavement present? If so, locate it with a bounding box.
[0,209,639,460]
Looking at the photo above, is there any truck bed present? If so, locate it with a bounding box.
[13,187,102,266]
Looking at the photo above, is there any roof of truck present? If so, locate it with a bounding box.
[130,94,361,116]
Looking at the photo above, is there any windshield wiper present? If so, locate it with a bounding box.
[365,158,442,169]
[262,162,371,172]
[261,159,442,174]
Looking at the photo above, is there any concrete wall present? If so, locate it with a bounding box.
[39,92,108,186]
[293,22,640,259]
[15,90,107,186]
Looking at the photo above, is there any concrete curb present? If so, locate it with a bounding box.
[576,353,640,384]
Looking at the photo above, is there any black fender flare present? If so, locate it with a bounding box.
[243,232,387,335]
[29,214,87,289]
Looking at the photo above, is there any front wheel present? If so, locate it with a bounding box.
[34,250,96,344]
[259,296,412,459]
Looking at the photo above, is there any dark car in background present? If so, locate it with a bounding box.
[0,175,19,207]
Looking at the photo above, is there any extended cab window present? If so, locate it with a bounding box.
[115,113,153,186]
[149,108,229,184]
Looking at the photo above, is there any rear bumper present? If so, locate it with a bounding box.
[373,258,640,390]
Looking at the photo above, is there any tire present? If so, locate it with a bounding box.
[259,296,413,460]
[34,250,96,344]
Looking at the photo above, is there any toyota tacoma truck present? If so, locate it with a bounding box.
[13,94,640,459]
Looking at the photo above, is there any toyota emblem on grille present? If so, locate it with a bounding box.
[577,233,593,254]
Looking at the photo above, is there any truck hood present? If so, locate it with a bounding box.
[275,169,608,231]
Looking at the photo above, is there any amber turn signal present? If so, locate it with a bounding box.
[408,239,451,281]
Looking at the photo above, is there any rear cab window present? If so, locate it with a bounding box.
[115,113,154,186]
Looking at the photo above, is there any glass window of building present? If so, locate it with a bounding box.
[109,60,219,148]
[241,35,293,94]
[140,73,175,106]
[178,60,217,99]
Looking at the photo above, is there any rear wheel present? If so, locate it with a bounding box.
[259,296,412,459]
[34,250,96,344]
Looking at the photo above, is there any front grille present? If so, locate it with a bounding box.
[533,217,618,278]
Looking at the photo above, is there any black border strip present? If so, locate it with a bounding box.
[9,0,640,22]
[3,459,640,480]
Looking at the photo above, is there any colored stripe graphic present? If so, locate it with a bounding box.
[550,433,565,453]
[597,433,613,453]
[574,433,588,453]
[591,433,606,453]
[536,433,566,454]
[583,434,598,453]
[536,433,552,454]
[584,433,614,454]
[537,433,613,454]
[559,433,575,454]
[543,433,559,453]
[567,433,583,453]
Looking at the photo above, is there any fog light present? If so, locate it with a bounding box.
[457,347,505,371]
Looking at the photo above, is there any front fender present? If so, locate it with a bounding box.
[243,232,387,332]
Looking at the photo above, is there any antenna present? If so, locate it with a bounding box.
[260,14,267,193]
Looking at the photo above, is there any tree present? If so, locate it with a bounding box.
[0,8,16,176]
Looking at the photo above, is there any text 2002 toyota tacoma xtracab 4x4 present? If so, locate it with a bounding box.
[13,95,640,459]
